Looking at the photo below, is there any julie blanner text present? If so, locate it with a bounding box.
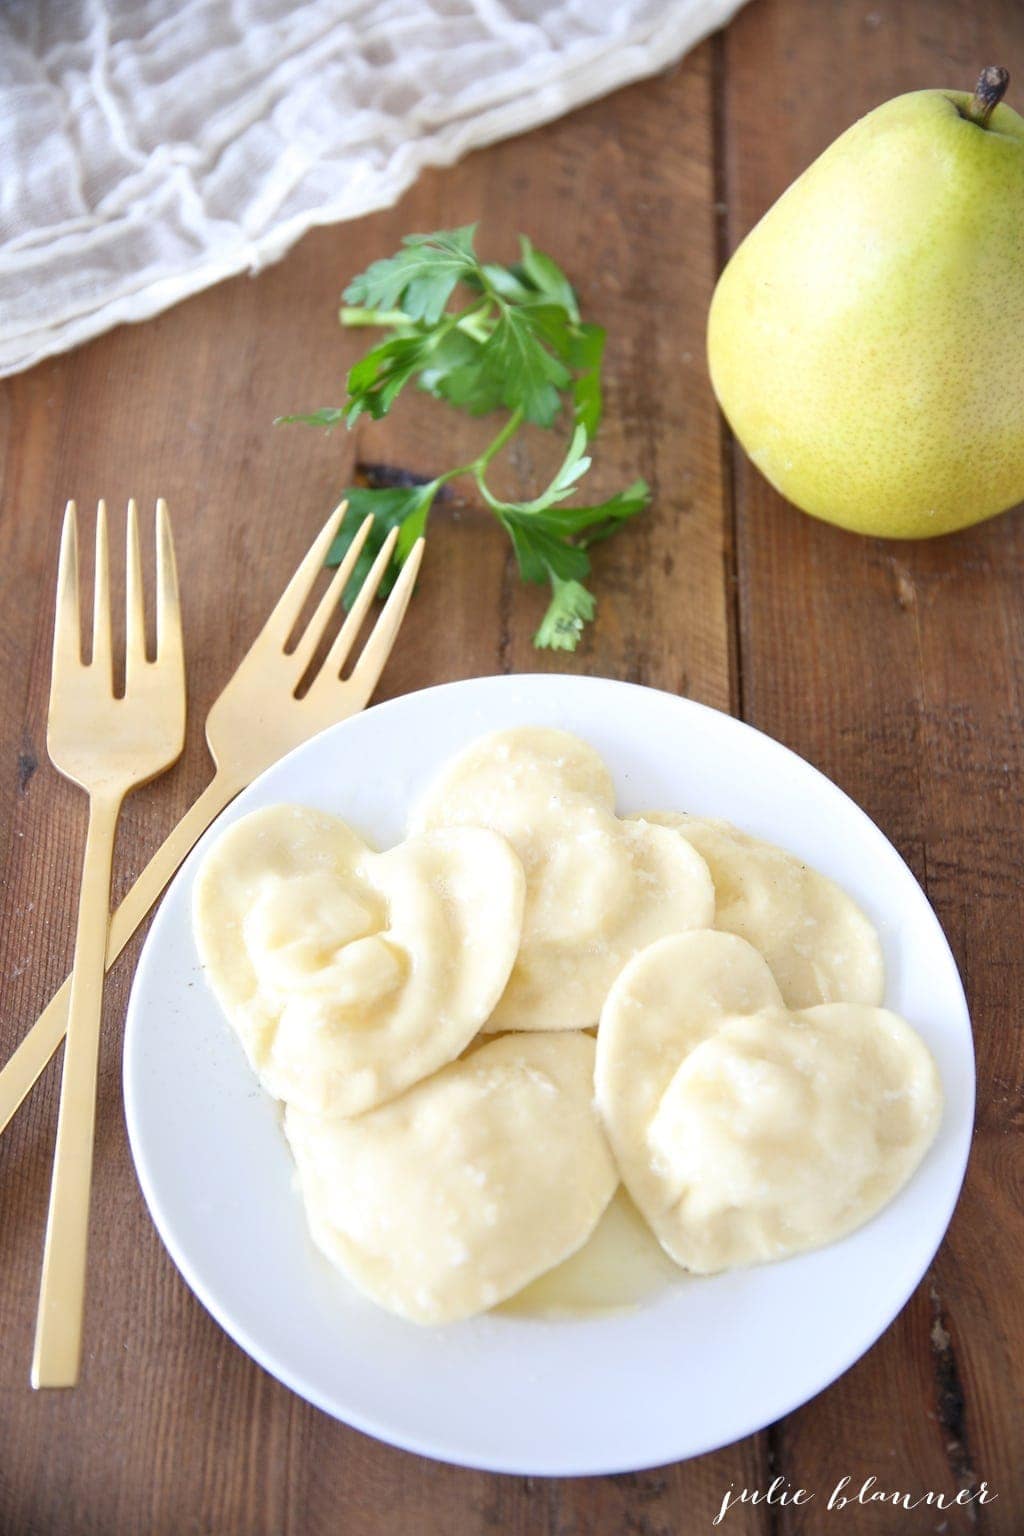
[713,1474,997,1525]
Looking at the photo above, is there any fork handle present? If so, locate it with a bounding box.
[0,772,240,1142]
[32,790,123,1387]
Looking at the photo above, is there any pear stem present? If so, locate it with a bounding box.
[962,66,1010,128]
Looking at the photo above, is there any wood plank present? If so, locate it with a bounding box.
[0,40,755,1536]
[721,0,1024,1528]
[283,45,759,1536]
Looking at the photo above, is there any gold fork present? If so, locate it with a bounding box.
[34,499,187,1387]
[1,503,423,1143]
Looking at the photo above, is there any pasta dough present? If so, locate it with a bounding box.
[285,1032,618,1324]
[632,812,885,1008]
[192,728,944,1325]
[411,729,715,1029]
[193,804,525,1116]
[596,930,942,1274]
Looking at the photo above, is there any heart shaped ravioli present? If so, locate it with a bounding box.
[411,728,715,1029]
[284,1032,618,1324]
[631,812,885,1008]
[596,931,942,1274]
[193,804,525,1116]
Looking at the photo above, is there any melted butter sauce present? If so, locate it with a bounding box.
[498,1187,681,1318]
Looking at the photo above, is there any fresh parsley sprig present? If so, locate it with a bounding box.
[279,225,649,650]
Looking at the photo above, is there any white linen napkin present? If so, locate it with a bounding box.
[0,0,744,378]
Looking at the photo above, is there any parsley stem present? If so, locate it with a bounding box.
[339,306,408,327]
[424,406,527,496]
[454,304,494,343]
[473,406,524,475]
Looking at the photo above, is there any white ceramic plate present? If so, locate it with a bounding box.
[123,674,973,1475]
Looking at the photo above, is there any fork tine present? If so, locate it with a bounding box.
[52,501,81,686]
[125,498,146,683]
[348,537,425,697]
[288,515,374,679]
[316,525,400,681]
[259,501,350,650]
[154,499,184,671]
[91,501,112,687]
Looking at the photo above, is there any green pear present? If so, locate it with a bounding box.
[708,68,1024,538]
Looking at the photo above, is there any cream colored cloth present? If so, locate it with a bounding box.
[0,0,744,377]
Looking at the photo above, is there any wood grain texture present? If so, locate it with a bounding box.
[722,1,1024,1531]
[0,1,1021,1530]
[0,40,758,1536]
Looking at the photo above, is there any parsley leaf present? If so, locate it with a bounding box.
[328,481,439,603]
[568,323,605,435]
[478,306,571,426]
[343,226,478,324]
[344,333,438,423]
[283,225,649,650]
[534,578,597,650]
[503,517,591,586]
[516,235,580,319]
[529,478,650,541]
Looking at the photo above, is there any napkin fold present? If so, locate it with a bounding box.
[0,0,744,378]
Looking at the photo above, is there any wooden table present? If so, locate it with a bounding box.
[2,0,1021,1530]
